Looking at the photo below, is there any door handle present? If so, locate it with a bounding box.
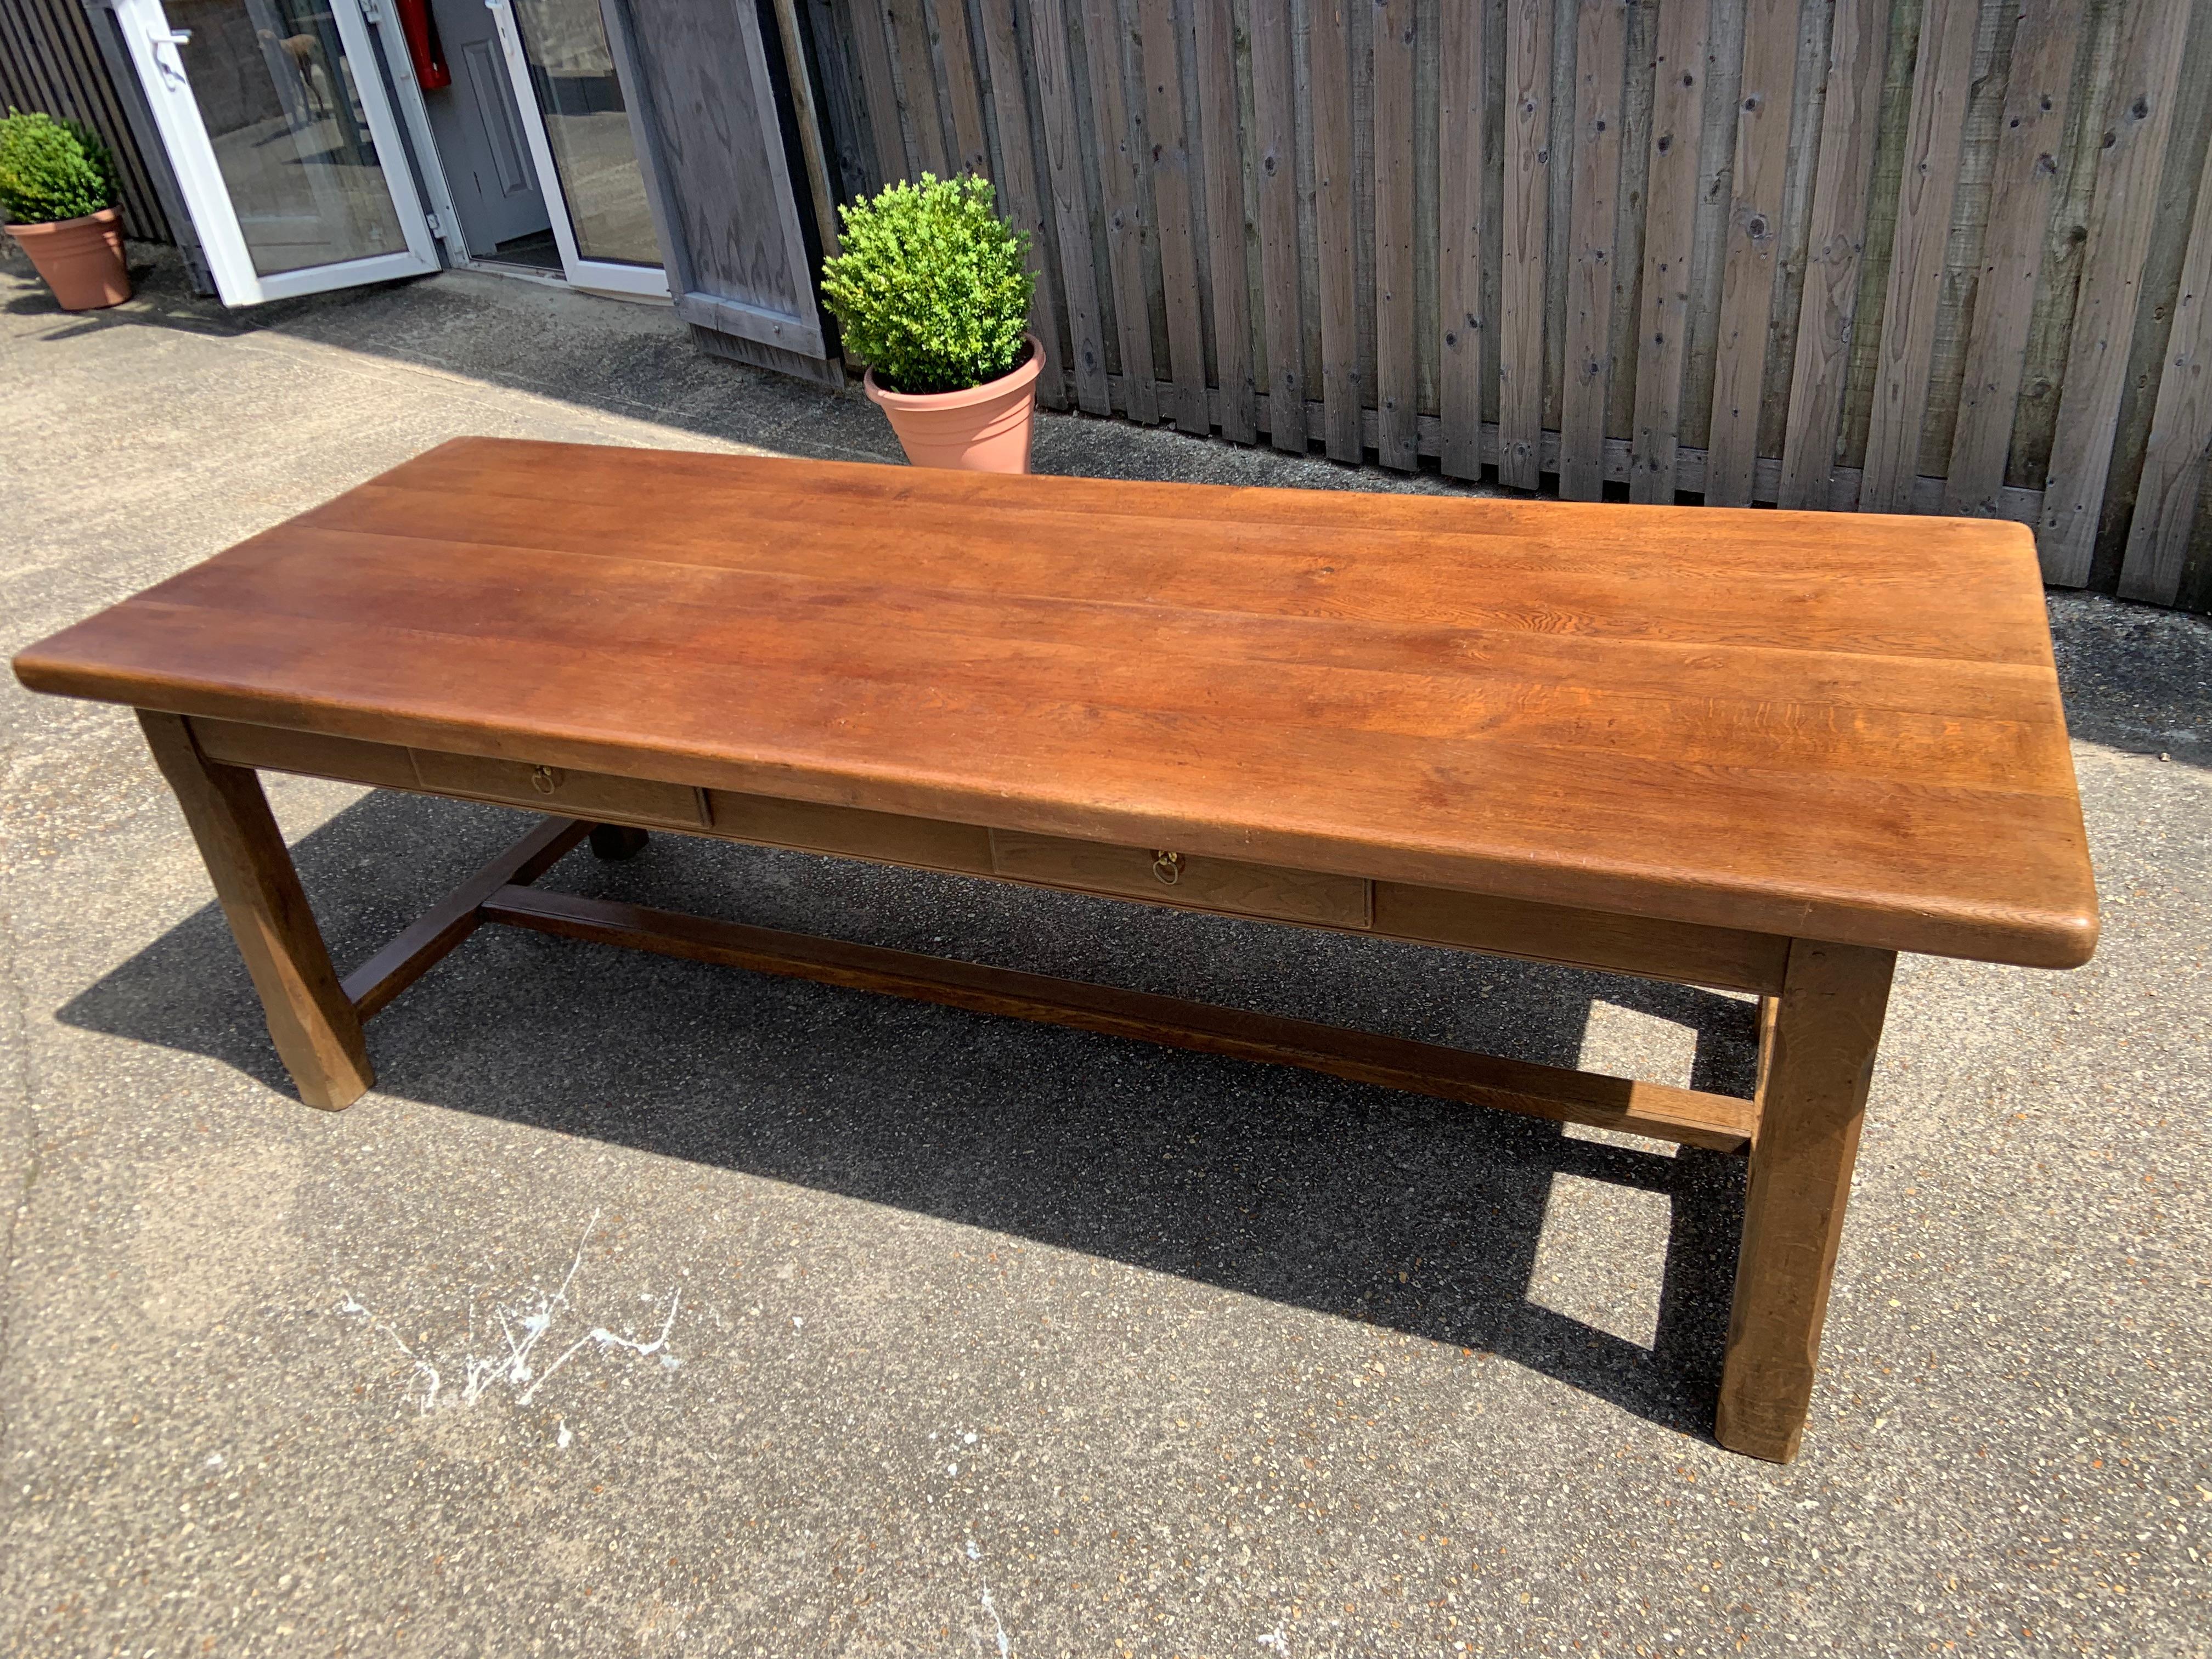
[148,26,191,88]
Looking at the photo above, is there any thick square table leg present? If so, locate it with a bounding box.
[1716,939,1896,1462]
[138,712,375,1110]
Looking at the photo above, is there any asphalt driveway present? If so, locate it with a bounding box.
[2,245,2207,1657]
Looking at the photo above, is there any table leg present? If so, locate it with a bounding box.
[138,712,375,1110]
[1716,939,1895,1462]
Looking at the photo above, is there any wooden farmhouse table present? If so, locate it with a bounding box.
[13,438,2099,1462]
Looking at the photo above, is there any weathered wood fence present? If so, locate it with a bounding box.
[0,0,174,242]
[801,0,2212,611]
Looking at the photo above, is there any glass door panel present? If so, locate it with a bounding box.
[493,0,667,297]
[115,0,438,303]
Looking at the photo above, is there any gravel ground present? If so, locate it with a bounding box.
[2,245,2207,1658]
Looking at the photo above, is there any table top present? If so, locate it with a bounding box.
[12,437,2098,967]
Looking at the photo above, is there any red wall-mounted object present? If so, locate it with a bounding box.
[396,0,451,90]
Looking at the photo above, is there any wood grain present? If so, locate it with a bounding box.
[1561,0,1627,501]
[1192,0,1256,443]
[973,0,1071,409]
[1776,0,1887,510]
[183,715,1797,993]
[480,885,1762,1152]
[1943,0,2074,517]
[2036,0,2192,584]
[1082,0,1159,424]
[136,712,375,1109]
[1499,0,1551,490]
[1629,0,1708,502]
[1139,0,1209,434]
[1251,0,1308,452]
[15,439,2100,967]
[1025,0,1113,411]
[1858,0,1978,515]
[1703,0,1798,507]
[1311,0,1362,460]
[884,0,952,174]
[1374,0,1419,471]
[1438,0,1487,480]
[2118,100,2212,605]
[340,815,590,1019]
[1716,938,1895,1462]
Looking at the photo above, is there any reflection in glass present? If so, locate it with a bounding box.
[170,0,407,275]
[509,0,660,266]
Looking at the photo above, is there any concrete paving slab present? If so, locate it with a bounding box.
[2,246,2208,1658]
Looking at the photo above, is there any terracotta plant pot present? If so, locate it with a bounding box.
[6,206,129,311]
[864,335,1042,473]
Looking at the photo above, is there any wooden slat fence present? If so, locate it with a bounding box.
[0,0,173,242]
[803,0,2212,613]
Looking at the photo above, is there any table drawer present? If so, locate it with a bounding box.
[990,830,1372,929]
[410,751,708,828]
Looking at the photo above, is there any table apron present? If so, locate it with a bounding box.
[185,716,1792,997]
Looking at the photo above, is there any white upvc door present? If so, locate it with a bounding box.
[485,0,668,300]
[112,0,440,306]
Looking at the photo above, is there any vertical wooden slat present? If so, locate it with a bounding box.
[935,0,992,173]
[1438,0,1487,480]
[975,0,1072,409]
[1498,0,1551,490]
[1251,0,1308,450]
[1858,0,1979,515]
[2037,0,2192,585]
[1702,0,1798,506]
[1560,0,1627,500]
[1373,0,1419,470]
[885,0,955,174]
[1,0,167,241]
[1776,0,1887,510]
[1628,0,1708,503]
[1139,0,1210,433]
[1312,0,1363,460]
[1026,0,1113,411]
[1943,0,2077,517]
[847,0,914,184]
[1371,0,1424,469]
[1084,0,1161,424]
[1193,0,1257,442]
[2118,155,2212,603]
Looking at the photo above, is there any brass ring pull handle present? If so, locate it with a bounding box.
[530,764,563,795]
[1152,850,1183,886]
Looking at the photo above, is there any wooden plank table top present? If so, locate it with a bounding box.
[14,437,2096,968]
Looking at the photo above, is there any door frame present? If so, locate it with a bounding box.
[359,0,472,264]
[111,0,442,304]
[484,0,667,298]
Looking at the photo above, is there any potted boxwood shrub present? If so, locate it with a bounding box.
[821,173,1041,473]
[1,110,128,312]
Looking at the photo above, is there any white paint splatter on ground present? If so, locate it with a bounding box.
[332,1210,684,1423]
[964,1539,1013,1658]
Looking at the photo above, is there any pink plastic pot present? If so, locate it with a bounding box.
[864,335,1042,473]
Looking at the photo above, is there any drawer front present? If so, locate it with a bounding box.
[990,831,1372,929]
[410,751,708,828]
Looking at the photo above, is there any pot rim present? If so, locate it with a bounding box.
[864,333,1044,410]
[4,204,121,234]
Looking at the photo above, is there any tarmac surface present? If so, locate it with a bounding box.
[2,245,2208,1657]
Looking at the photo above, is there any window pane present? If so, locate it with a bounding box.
[171,0,407,276]
[509,0,661,267]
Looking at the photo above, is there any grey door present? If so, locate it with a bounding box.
[419,0,550,252]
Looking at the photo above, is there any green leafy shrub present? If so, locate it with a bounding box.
[0,109,117,225]
[821,173,1035,395]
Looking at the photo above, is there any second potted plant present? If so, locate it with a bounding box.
[821,173,1041,473]
[0,109,129,312]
